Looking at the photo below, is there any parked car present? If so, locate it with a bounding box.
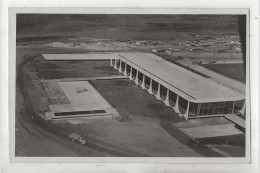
[69,133,87,145]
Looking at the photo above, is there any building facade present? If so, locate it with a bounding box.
[110,52,245,120]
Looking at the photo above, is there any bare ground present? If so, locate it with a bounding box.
[15,47,245,157]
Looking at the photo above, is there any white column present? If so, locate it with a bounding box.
[163,89,170,107]
[124,63,127,76]
[135,71,139,85]
[173,95,180,114]
[155,83,161,100]
[148,79,153,94]
[231,101,235,114]
[141,75,145,89]
[113,59,117,69]
[110,58,113,66]
[239,100,246,117]
[119,59,122,73]
[129,67,133,80]
[183,101,190,120]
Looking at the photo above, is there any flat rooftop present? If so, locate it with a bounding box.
[42,53,118,60]
[49,81,113,113]
[117,53,244,103]
[179,124,243,139]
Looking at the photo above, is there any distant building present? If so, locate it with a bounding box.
[156,48,166,52]
[168,48,181,52]
[165,50,172,55]
[117,39,128,42]
[188,47,204,52]
[233,46,242,53]
[151,41,158,45]
[152,48,157,52]
[173,48,181,52]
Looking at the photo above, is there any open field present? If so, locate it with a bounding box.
[17,15,241,40]
[90,79,180,123]
[28,56,120,79]
[200,63,246,83]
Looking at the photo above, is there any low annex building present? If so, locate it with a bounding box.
[110,52,245,120]
[44,81,119,120]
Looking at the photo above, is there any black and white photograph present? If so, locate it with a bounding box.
[0,1,259,172]
[12,11,250,159]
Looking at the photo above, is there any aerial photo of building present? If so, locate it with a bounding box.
[111,52,245,120]
[15,14,248,158]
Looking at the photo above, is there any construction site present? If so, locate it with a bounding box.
[15,50,246,157]
[15,14,247,157]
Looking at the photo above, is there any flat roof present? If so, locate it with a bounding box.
[42,53,119,60]
[49,81,112,113]
[117,53,244,103]
[179,124,243,139]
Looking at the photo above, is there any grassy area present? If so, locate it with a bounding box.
[90,79,182,123]
[200,63,246,83]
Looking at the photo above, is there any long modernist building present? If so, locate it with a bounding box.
[110,52,245,120]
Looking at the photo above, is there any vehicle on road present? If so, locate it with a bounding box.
[69,133,87,145]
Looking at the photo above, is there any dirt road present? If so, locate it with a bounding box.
[15,48,146,157]
[15,84,113,157]
[15,48,116,157]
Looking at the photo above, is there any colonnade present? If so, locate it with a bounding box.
[111,58,190,120]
